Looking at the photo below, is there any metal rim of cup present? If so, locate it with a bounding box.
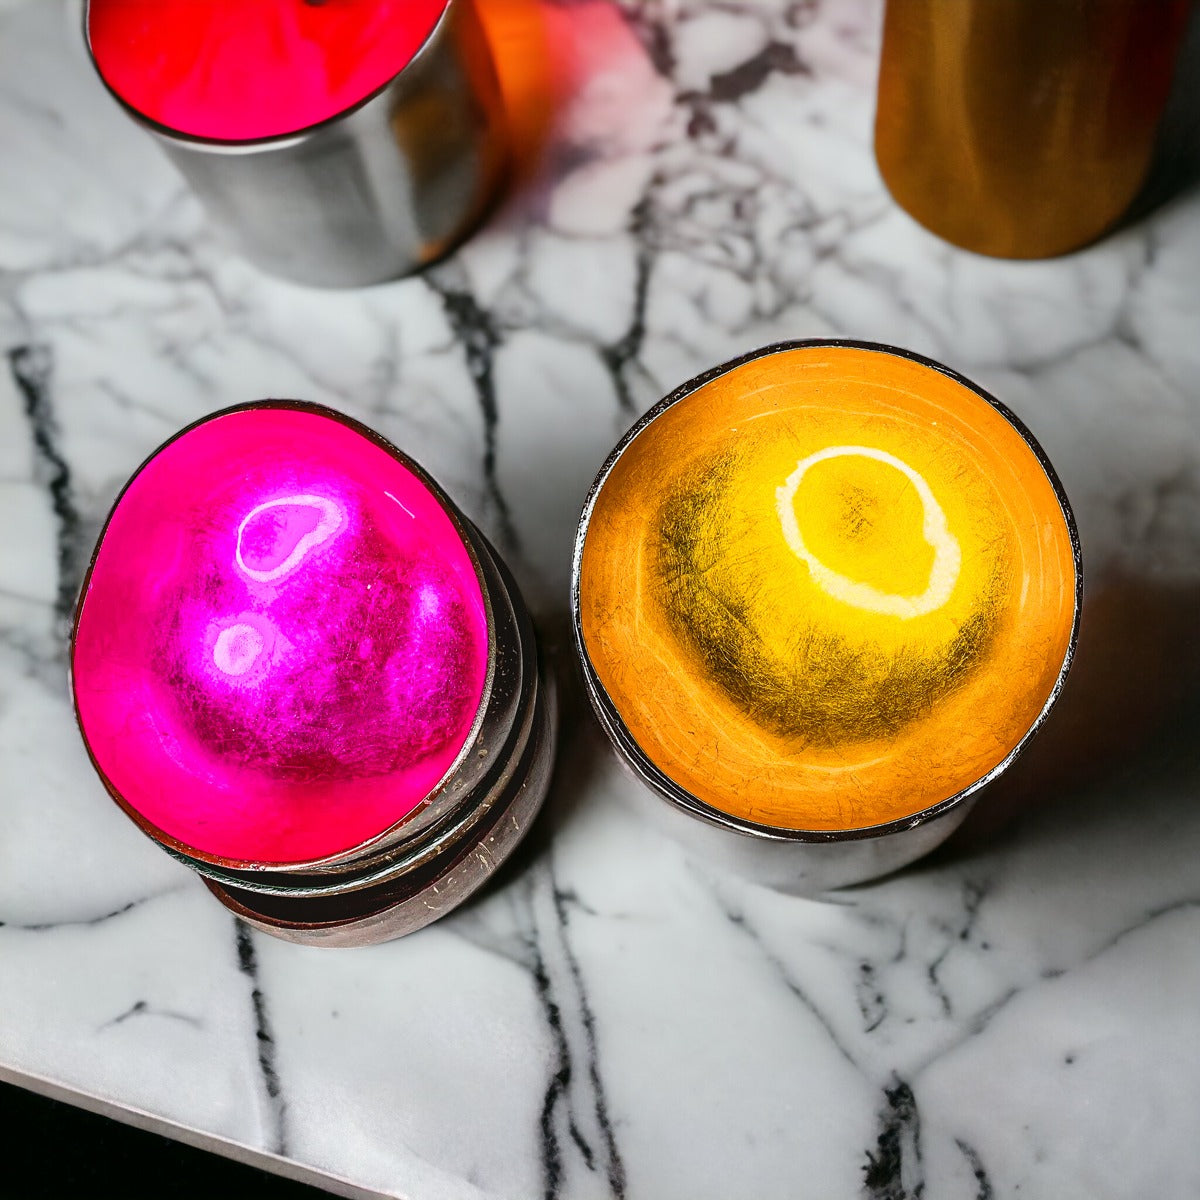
[570,337,1084,846]
[67,399,538,881]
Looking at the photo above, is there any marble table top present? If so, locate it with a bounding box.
[3,1,1200,1197]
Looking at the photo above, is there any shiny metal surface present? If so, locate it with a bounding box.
[84,0,507,286]
[571,340,1083,895]
[874,0,1192,258]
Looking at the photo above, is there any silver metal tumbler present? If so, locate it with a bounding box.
[85,0,508,287]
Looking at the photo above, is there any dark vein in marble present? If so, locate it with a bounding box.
[927,878,988,1018]
[863,1077,924,1200]
[679,33,810,138]
[568,1122,596,1170]
[955,1138,995,1200]
[552,883,627,1199]
[854,901,1200,1104]
[615,0,675,78]
[0,625,61,690]
[857,961,887,1033]
[233,921,288,1156]
[99,999,203,1031]
[0,889,180,932]
[528,923,569,1200]
[8,344,83,641]
[1080,896,1200,967]
[522,870,627,1200]
[699,876,860,1069]
[599,197,654,415]
[710,40,811,103]
[427,277,518,550]
[911,897,1200,1078]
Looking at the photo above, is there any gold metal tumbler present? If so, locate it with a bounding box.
[874,0,1193,259]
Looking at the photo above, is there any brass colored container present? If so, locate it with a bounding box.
[874,0,1192,259]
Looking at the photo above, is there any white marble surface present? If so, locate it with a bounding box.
[3,1,1200,1197]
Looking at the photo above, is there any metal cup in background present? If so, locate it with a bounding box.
[874,0,1194,259]
[84,0,508,287]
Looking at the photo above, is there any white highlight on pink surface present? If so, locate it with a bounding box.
[384,490,415,518]
[418,585,440,619]
[212,623,267,676]
[235,494,344,583]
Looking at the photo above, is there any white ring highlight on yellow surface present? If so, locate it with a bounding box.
[775,445,961,619]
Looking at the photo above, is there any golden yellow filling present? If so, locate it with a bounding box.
[579,345,1077,831]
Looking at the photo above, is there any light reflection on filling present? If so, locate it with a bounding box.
[775,446,961,620]
[235,494,344,583]
[174,483,481,782]
[212,620,268,678]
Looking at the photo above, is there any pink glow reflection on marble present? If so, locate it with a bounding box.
[72,407,490,865]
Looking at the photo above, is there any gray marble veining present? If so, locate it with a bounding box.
[2,1,1200,1197]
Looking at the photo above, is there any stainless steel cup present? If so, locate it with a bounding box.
[84,0,508,286]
